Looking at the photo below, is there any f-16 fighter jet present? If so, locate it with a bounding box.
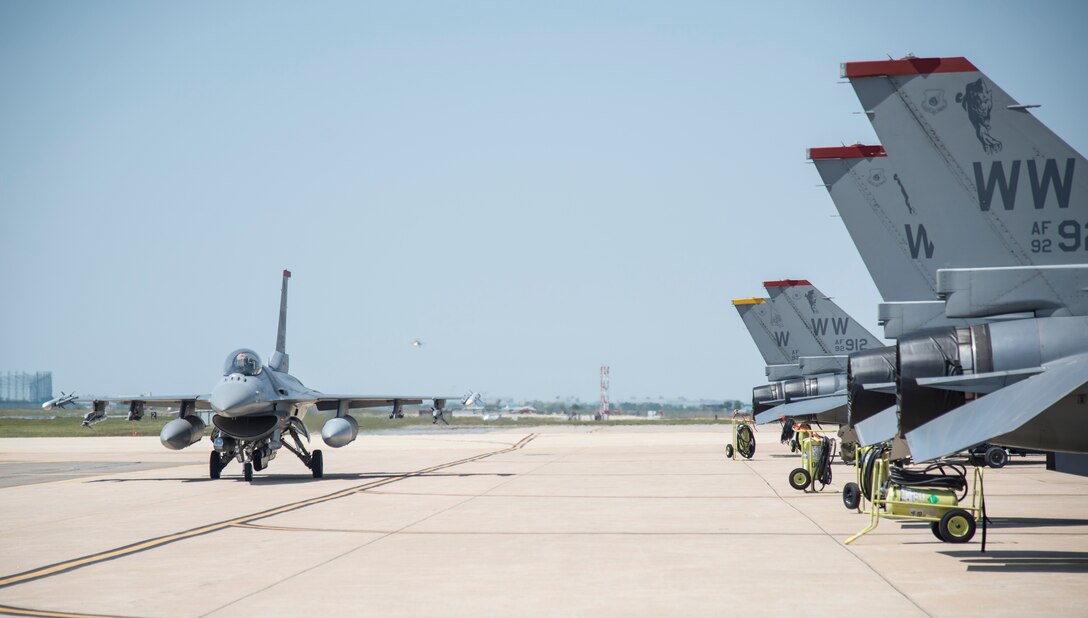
[46,270,452,482]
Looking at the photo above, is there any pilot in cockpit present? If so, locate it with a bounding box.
[225,350,262,376]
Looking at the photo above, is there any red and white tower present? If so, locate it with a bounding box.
[598,365,610,419]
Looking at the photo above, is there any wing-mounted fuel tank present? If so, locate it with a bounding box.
[847,346,898,426]
[160,416,206,450]
[897,317,1088,433]
[321,415,359,448]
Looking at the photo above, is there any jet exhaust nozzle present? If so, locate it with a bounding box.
[160,416,206,450]
[321,415,359,448]
[847,346,898,426]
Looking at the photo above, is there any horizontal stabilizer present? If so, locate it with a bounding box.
[754,394,846,425]
[906,354,1088,462]
[916,367,1043,394]
[861,382,897,394]
[855,405,898,446]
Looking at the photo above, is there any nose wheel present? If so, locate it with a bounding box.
[243,462,254,482]
[310,450,323,478]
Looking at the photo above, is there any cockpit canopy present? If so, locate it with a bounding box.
[224,349,262,376]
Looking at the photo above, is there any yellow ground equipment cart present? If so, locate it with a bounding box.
[725,411,756,460]
[787,424,836,492]
[845,452,986,545]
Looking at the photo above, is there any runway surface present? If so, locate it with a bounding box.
[1,425,1086,617]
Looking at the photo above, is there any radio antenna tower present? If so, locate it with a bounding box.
[598,365,610,420]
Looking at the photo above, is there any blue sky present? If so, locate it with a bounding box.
[2,1,1086,402]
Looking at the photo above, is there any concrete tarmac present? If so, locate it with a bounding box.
[0,424,1086,617]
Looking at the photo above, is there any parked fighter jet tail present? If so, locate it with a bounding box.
[839,56,1088,463]
[732,298,794,367]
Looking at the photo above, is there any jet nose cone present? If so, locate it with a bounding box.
[210,380,258,415]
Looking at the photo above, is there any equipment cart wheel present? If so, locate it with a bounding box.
[725,444,734,458]
[243,462,253,482]
[737,425,756,459]
[209,452,222,480]
[842,482,861,510]
[938,509,976,543]
[789,468,811,491]
[985,446,1008,469]
[311,449,324,478]
[930,522,943,541]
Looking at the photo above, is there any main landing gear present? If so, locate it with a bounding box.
[210,451,229,480]
[281,421,323,479]
[208,420,324,482]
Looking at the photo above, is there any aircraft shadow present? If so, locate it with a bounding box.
[84,471,514,485]
[941,549,1088,573]
[984,516,1088,529]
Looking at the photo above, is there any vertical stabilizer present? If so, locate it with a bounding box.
[842,56,1085,311]
[733,298,792,365]
[270,269,291,372]
[766,280,882,353]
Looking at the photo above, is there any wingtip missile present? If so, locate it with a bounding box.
[42,392,77,410]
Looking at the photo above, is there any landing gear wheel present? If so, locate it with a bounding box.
[311,449,323,478]
[985,446,1008,469]
[938,509,976,543]
[788,467,811,491]
[737,425,756,459]
[209,452,222,480]
[842,482,861,510]
[725,444,734,458]
[252,449,264,472]
[790,438,799,453]
[930,522,943,541]
[243,462,253,483]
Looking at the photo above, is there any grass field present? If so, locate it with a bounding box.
[0,408,732,438]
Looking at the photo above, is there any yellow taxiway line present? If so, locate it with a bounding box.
[0,434,537,592]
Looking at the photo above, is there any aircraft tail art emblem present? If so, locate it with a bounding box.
[956,78,1002,154]
[921,89,947,114]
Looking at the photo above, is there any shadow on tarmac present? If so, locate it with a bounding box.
[985,516,1088,529]
[84,471,515,485]
[942,549,1088,573]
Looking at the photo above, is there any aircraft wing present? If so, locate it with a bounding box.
[312,396,450,412]
[906,353,1088,462]
[754,394,847,425]
[64,395,211,409]
[855,405,897,446]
